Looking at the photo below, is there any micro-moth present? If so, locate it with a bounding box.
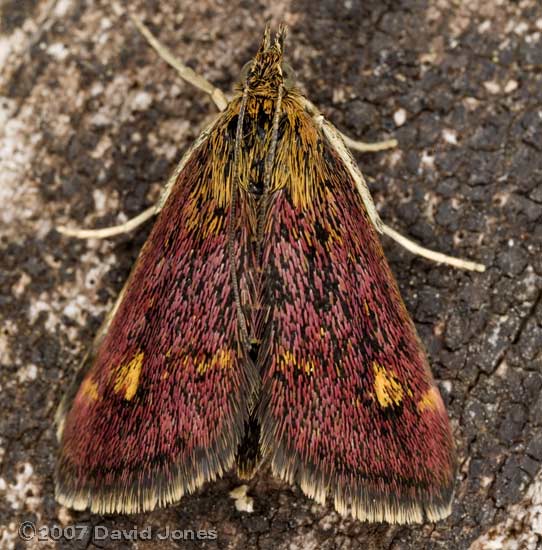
[55,17,485,523]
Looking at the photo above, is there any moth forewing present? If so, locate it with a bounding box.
[55,92,258,514]
[257,89,456,524]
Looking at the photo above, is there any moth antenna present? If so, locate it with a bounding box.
[260,24,272,51]
[229,86,251,348]
[275,24,288,52]
[256,84,284,259]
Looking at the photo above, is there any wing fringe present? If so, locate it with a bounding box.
[261,434,454,524]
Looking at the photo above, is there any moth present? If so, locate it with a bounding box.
[55,18,485,523]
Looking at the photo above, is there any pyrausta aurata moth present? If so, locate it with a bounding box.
[55,17,485,523]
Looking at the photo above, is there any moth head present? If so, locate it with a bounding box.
[239,24,296,94]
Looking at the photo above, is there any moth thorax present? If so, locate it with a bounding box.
[244,98,283,197]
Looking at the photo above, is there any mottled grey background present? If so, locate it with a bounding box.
[1,0,541,549]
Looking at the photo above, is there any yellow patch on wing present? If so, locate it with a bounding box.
[113,351,144,401]
[372,362,404,408]
[417,387,445,414]
[279,349,315,375]
[193,349,234,375]
[79,377,99,402]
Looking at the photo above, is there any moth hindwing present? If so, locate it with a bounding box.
[56,25,455,523]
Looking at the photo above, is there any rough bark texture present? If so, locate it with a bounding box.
[1,1,541,549]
